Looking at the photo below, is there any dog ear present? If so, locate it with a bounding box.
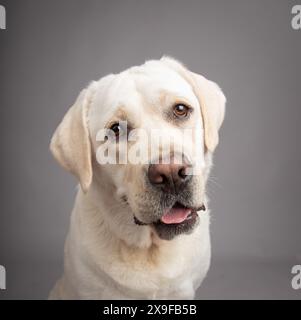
[50,83,97,193]
[161,56,226,152]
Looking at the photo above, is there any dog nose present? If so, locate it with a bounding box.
[148,162,191,193]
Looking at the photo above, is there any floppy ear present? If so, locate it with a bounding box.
[161,56,226,152]
[50,84,96,192]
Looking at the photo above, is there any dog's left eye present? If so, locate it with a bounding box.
[173,104,190,118]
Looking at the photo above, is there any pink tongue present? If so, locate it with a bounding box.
[161,207,192,224]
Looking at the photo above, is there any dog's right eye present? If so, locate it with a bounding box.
[106,121,129,142]
[110,123,121,137]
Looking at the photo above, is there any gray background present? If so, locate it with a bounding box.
[0,0,300,299]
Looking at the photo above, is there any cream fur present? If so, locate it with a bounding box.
[49,57,225,299]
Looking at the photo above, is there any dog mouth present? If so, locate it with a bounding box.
[159,202,196,224]
[134,202,205,240]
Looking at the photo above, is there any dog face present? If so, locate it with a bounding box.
[50,57,225,241]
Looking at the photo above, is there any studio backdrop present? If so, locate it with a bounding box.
[0,0,300,299]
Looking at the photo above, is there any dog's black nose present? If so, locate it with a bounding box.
[148,161,191,193]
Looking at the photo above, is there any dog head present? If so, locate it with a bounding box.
[50,57,226,241]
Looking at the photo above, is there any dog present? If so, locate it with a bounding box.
[49,57,226,299]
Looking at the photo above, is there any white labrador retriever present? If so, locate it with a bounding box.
[49,57,225,299]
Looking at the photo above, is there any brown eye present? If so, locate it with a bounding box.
[107,121,129,142]
[173,104,190,118]
[110,123,121,137]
